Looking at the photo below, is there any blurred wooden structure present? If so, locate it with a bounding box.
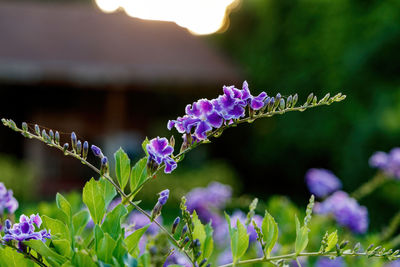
[0,1,242,195]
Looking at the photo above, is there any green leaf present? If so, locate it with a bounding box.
[114,148,131,191]
[225,212,249,263]
[42,215,70,242]
[25,239,67,265]
[113,236,128,266]
[95,225,105,253]
[73,210,90,236]
[0,247,34,267]
[125,225,150,256]
[72,251,97,267]
[130,157,148,194]
[52,239,73,258]
[203,223,214,261]
[261,211,279,256]
[142,138,149,156]
[295,215,309,255]
[83,178,106,225]
[138,252,150,267]
[192,211,206,245]
[97,233,117,264]
[99,177,117,209]
[325,231,338,252]
[56,193,72,224]
[102,204,128,240]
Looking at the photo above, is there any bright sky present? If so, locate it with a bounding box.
[95,0,239,35]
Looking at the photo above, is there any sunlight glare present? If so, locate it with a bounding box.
[95,0,238,35]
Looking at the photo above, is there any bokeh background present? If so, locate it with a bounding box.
[0,0,399,233]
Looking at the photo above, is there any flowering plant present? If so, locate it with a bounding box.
[1,81,399,267]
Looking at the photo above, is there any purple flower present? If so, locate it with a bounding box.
[369,148,400,179]
[3,214,51,247]
[305,168,342,198]
[315,191,368,234]
[0,182,18,215]
[146,137,177,174]
[241,81,268,110]
[212,86,247,121]
[315,257,345,267]
[158,189,169,205]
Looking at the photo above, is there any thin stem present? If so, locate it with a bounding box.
[295,257,303,267]
[217,251,390,267]
[380,211,400,241]
[351,172,388,200]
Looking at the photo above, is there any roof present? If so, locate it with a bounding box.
[0,2,242,87]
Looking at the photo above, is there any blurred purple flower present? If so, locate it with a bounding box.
[3,214,51,249]
[164,251,191,267]
[0,182,18,215]
[305,168,342,198]
[146,137,177,173]
[218,249,233,265]
[186,182,232,226]
[315,257,345,267]
[385,259,400,267]
[124,211,163,237]
[369,148,400,179]
[315,191,368,234]
[229,210,263,243]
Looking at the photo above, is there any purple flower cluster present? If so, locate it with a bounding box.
[0,182,18,215]
[369,148,400,179]
[3,214,51,250]
[146,137,177,174]
[314,191,368,234]
[168,81,268,141]
[305,168,342,198]
[151,189,170,220]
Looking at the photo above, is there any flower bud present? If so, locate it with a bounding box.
[172,217,180,234]
[63,143,69,154]
[55,131,60,145]
[1,118,6,126]
[49,130,54,142]
[76,140,82,155]
[286,95,292,108]
[194,251,201,260]
[181,224,188,236]
[275,93,281,103]
[82,141,89,159]
[71,132,77,151]
[306,93,314,105]
[22,122,28,132]
[91,145,104,158]
[206,264,211,267]
[4,219,11,234]
[268,97,275,112]
[192,238,200,248]
[182,236,190,247]
[100,156,108,175]
[292,93,298,106]
[199,259,207,267]
[279,98,285,110]
[41,129,47,139]
[170,135,175,148]
[34,124,40,135]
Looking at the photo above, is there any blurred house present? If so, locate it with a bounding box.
[0,1,241,196]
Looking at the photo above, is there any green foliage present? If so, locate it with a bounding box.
[261,211,279,257]
[114,148,131,191]
[225,212,250,264]
[192,211,214,262]
[82,178,116,225]
[101,204,128,240]
[125,225,150,257]
[0,247,34,267]
[325,231,339,252]
[130,157,148,195]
